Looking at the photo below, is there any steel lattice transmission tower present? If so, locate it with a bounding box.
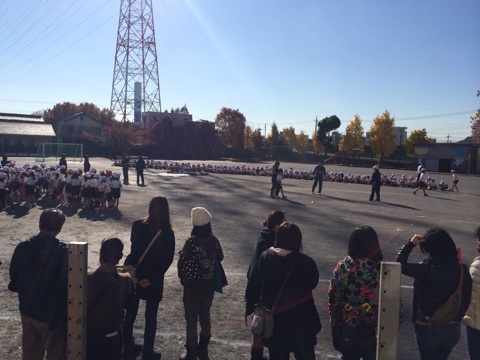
[110,0,161,123]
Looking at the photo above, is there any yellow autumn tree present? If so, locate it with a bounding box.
[369,110,396,164]
[338,114,364,157]
[296,130,309,154]
[282,127,297,150]
[311,131,325,155]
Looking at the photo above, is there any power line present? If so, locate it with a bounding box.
[0,0,26,35]
[0,0,94,69]
[0,0,113,74]
[0,0,47,47]
[0,0,61,55]
[2,9,117,84]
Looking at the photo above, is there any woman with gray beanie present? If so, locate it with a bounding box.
[178,207,224,360]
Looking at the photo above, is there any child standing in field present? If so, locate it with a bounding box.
[70,170,82,205]
[108,172,122,210]
[96,176,111,210]
[0,173,7,210]
[275,168,287,199]
[24,170,38,208]
[451,170,459,192]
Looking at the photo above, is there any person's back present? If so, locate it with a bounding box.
[59,155,67,169]
[11,232,67,322]
[136,157,146,170]
[87,238,134,360]
[9,208,68,360]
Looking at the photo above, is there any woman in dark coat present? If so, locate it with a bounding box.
[369,165,381,201]
[245,210,286,360]
[258,222,321,360]
[396,228,472,360]
[123,196,175,360]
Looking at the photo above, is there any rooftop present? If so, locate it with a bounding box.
[0,122,55,137]
[0,113,44,123]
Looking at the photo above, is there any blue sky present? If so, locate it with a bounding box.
[0,0,478,143]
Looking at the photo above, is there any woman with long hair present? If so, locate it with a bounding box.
[396,228,472,360]
[123,196,175,360]
[178,207,224,360]
[258,222,321,359]
[245,210,286,360]
[328,226,383,360]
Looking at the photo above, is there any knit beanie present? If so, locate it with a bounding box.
[191,207,212,226]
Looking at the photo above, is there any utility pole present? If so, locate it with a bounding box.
[110,0,162,124]
[315,116,318,134]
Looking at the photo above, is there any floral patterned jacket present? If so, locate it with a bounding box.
[328,256,381,329]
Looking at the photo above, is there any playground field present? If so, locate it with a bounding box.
[0,157,479,360]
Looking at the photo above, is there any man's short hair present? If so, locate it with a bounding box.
[39,208,66,233]
[100,237,124,265]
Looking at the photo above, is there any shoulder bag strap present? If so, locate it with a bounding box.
[456,264,464,294]
[135,230,162,267]
[271,267,293,310]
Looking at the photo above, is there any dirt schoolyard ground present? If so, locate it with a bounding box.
[0,157,479,359]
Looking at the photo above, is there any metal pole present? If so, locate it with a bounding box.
[67,242,88,360]
[376,261,401,360]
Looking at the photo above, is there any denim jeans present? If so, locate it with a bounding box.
[123,296,161,355]
[414,323,461,360]
[466,325,480,360]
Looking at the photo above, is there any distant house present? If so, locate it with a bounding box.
[56,112,102,143]
[142,111,193,129]
[0,113,56,156]
[414,138,479,174]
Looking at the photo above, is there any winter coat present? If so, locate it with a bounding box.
[135,158,146,171]
[371,169,381,189]
[87,265,135,331]
[396,241,472,324]
[313,165,326,180]
[463,256,480,329]
[259,248,322,349]
[9,232,68,325]
[245,228,276,316]
[125,221,175,301]
[328,256,381,329]
[180,234,224,303]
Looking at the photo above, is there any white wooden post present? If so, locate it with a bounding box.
[67,242,88,360]
[376,261,401,360]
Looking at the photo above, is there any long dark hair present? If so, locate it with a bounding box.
[348,226,383,262]
[420,228,457,259]
[191,223,213,238]
[274,222,302,252]
[262,210,285,231]
[142,196,172,231]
